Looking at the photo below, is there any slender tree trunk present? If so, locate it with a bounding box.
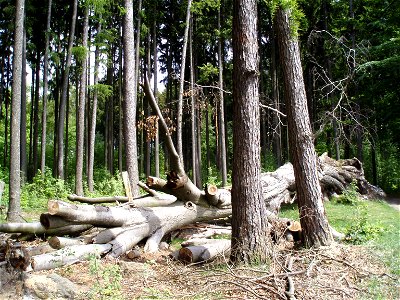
[189,18,196,186]
[271,33,282,167]
[41,0,52,175]
[231,0,271,264]
[275,5,333,247]
[218,4,227,186]
[8,0,25,222]
[88,20,101,193]
[52,42,61,178]
[122,0,139,196]
[118,25,123,174]
[153,18,160,178]
[177,0,192,163]
[75,5,89,196]
[32,52,40,178]
[28,70,34,178]
[20,29,27,182]
[57,0,77,179]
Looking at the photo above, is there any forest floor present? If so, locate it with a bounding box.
[0,199,399,300]
[2,239,397,300]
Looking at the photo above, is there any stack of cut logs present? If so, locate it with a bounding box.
[0,154,385,272]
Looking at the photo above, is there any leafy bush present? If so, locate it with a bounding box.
[90,168,124,197]
[344,206,384,244]
[21,168,72,210]
[334,180,361,205]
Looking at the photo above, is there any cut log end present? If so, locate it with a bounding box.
[178,247,193,264]
[47,200,60,215]
[206,184,218,196]
[287,221,301,232]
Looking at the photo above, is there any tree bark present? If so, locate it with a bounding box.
[177,0,192,163]
[40,0,52,175]
[57,0,77,179]
[231,0,272,264]
[31,244,111,271]
[275,5,333,248]
[8,0,25,222]
[75,5,89,196]
[122,0,139,196]
[88,19,101,192]
[218,3,228,187]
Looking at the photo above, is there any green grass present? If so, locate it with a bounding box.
[280,199,400,298]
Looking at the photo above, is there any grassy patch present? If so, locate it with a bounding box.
[280,198,400,298]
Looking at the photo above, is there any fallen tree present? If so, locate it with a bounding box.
[0,77,385,271]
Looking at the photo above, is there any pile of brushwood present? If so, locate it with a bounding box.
[0,151,385,272]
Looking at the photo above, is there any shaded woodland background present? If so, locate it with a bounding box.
[0,0,399,205]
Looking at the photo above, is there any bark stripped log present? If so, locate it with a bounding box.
[31,244,111,271]
[47,200,232,257]
[0,221,92,237]
[68,193,177,207]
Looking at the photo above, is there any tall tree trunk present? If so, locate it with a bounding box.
[52,42,61,178]
[28,70,34,178]
[146,33,151,178]
[32,52,40,178]
[20,29,27,182]
[122,0,139,196]
[275,5,333,247]
[118,25,123,174]
[88,20,101,193]
[177,0,192,163]
[271,33,282,167]
[153,17,160,178]
[57,0,77,179]
[218,3,227,186]
[189,18,197,187]
[41,0,52,175]
[3,54,10,168]
[8,0,25,222]
[231,0,271,264]
[75,5,89,196]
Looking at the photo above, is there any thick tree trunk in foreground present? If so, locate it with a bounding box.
[231,0,272,264]
[275,6,333,248]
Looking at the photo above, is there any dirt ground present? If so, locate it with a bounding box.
[385,197,400,211]
[1,241,397,300]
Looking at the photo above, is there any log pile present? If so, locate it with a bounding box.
[0,153,385,272]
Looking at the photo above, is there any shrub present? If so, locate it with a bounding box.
[344,206,384,244]
[334,180,361,205]
[21,168,72,210]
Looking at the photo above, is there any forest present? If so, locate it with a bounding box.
[0,0,399,299]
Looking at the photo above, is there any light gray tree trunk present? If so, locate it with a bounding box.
[8,0,25,222]
[218,4,227,186]
[75,5,90,196]
[122,0,139,196]
[88,20,101,193]
[20,29,27,182]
